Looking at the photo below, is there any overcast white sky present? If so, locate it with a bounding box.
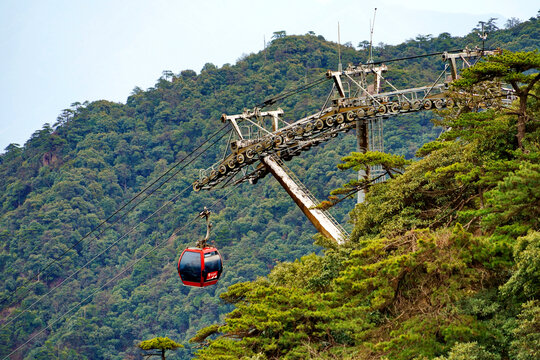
[0,0,538,151]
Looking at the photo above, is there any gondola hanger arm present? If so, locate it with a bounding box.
[196,207,212,248]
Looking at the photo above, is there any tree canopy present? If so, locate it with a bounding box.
[192,49,540,359]
[0,15,538,360]
[138,337,183,359]
[453,50,540,148]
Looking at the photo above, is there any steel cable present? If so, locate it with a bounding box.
[3,181,242,359]
[1,123,230,311]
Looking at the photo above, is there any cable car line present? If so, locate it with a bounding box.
[3,47,506,356]
[190,48,512,245]
[196,48,510,194]
[0,181,194,331]
[257,75,330,109]
[367,48,464,65]
[252,48,474,113]
[1,123,231,312]
[1,126,231,327]
[3,181,242,360]
[255,48,475,111]
[372,47,500,66]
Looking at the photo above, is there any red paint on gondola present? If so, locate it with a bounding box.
[177,246,223,287]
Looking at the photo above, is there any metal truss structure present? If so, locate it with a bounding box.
[193,48,513,243]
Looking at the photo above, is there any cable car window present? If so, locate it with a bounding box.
[203,252,222,282]
[179,251,201,283]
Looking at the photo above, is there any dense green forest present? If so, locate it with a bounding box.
[0,14,538,359]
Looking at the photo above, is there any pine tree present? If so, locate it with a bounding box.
[137,337,183,360]
[453,50,540,148]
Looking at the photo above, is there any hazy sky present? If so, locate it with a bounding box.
[0,0,538,151]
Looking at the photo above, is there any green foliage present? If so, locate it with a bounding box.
[195,45,540,359]
[316,151,411,210]
[509,300,540,360]
[482,163,540,233]
[452,50,540,148]
[138,336,183,350]
[337,151,411,175]
[0,18,539,360]
[24,340,88,360]
[190,324,220,343]
[433,342,501,360]
[349,141,474,238]
[195,226,506,359]
[138,337,183,360]
[453,50,540,88]
[500,232,540,302]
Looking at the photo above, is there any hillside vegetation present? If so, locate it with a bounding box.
[0,15,538,359]
[193,48,540,359]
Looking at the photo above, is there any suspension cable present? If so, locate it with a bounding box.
[1,127,232,328]
[1,123,231,310]
[257,76,330,109]
[254,47,498,110]
[3,182,242,360]
[1,182,193,330]
[369,48,495,65]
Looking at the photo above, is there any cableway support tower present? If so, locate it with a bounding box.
[193,48,514,244]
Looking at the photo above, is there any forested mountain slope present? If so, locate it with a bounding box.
[0,15,538,359]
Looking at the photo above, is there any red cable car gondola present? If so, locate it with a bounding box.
[177,208,223,287]
[178,247,223,287]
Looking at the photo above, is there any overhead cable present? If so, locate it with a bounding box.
[3,182,242,360]
[1,123,230,310]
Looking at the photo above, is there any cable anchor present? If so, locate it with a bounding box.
[196,207,212,248]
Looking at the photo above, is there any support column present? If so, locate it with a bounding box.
[262,156,346,244]
[356,119,369,203]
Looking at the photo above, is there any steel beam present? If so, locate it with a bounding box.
[261,156,346,244]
